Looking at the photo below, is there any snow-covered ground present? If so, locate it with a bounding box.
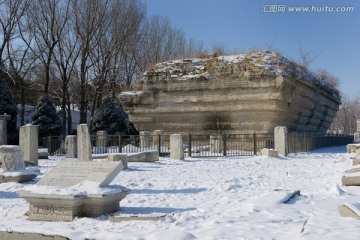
[0,146,360,240]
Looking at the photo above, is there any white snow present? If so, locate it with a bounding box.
[0,146,359,239]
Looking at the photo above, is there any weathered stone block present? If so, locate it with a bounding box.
[127,151,159,162]
[338,203,360,218]
[261,148,279,157]
[170,134,184,160]
[274,126,287,156]
[353,158,360,166]
[37,161,124,188]
[140,131,151,148]
[0,145,25,170]
[0,115,10,146]
[107,154,128,169]
[346,144,360,154]
[210,135,223,153]
[77,124,92,161]
[342,172,360,186]
[19,125,39,165]
[65,135,77,158]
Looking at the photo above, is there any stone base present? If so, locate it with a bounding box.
[94,151,159,163]
[341,174,360,186]
[353,158,360,166]
[338,205,360,218]
[0,173,37,183]
[18,190,131,221]
[260,148,279,157]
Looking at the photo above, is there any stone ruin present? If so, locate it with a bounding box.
[118,50,341,135]
[338,143,360,218]
[18,124,130,221]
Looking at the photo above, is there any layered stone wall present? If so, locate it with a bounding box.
[118,51,341,135]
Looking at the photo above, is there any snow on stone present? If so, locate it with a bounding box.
[0,146,359,239]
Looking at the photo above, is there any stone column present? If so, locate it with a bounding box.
[170,134,184,160]
[210,135,223,153]
[77,124,92,161]
[65,135,77,158]
[357,119,360,139]
[152,130,164,148]
[140,131,151,149]
[96,131,107,154]
[0,115,10,145]
[274,126,288,156]
[19,125,39,165]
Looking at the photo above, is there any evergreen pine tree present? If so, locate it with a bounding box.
[92,98,138,135]
[0,77,18,144]
[32,94,62,137]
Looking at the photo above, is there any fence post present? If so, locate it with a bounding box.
[118,134,122,153]
[188,133,192,157]
[158,133,161,156]
[253,132,257,155]
[222,134,227,157]
[274,126,288,156]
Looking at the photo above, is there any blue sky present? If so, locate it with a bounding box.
[145,0,360,98]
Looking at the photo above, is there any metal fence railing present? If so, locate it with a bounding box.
[90,134,171,156]
[287,132,353,154]
[41,136,65,156]
[185,133,274,157]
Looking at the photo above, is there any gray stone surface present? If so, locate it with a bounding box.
[170,134,184,160]
[261,148,279,157]
[38,150,49,159]
[210,135,223,153]
[353,158,360,166]
[127,151,159,162]
[140,131,151,148]
[65,135,77,158]
[338,205,360,218]
[77,124,92,161]
[342,174,360,186]
[0,115,10,145]
[0,173,37,183]
[37,160,124,188]
[0,145,25,170]
[0,231,70,240]
[96,131,107,153]
[18,190,130,221]
[274,126,287,156]
[152,130,164,147]
[19,125,38,165]
[107,154,128,169]
[346,144,360,154]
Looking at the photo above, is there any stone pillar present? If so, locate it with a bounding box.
[210,135,223,153]
[0,115,10,145]
[65,135,77,158]
[77,124,92,161]
[19,125,39,165]
[140,131,151,149]
[96,131,107,154]
[357,119,360,139]
[274,126,288,156]
[152,130,164,148]
[170,134,184,160]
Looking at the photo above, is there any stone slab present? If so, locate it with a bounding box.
[107,154,128,169]
[109,214,166,222]
[170,134,184,160]
[127,151,159,162]
[0,173,37,183]
[274,126,287,156]
[260,148,279,157]
[347,144,360,153]
[353,158,360,166]
[341,174,360,186]
[338,204,360,218]
[77,124,92,161]
[37,161,124,188]
[18,190,130,221]
[0,231,70,240]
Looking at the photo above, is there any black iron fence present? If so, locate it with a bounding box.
[90,134,171,156]
[41,136,65,156]
[287,132,353,154]
[185,133,274,157]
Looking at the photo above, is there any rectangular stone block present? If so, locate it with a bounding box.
[0,145,25,170]
[342,173,360,186]
[170,134,184,160]
[65,135,77,158]
[77,124,92,161]
[107,154,128,169]
[37,160,124,188]
[19,125,38,165]
[274,126,287,156]
[261,148,279,157]
[0,115,10,145]
[353,158,360,166]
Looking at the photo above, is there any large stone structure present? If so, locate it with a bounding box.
[118,51,341,135]
[0,115,10,145]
